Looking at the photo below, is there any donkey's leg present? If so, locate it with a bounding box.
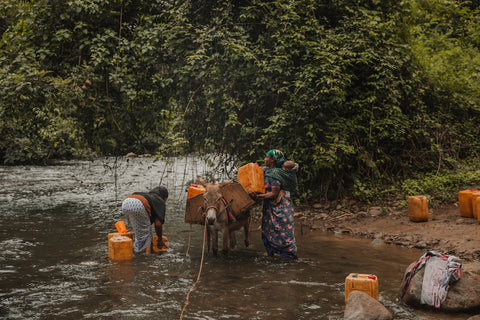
[211,229,219,256]
[244,216,251,247]
[229,229,237,249]
[222,227,229,255]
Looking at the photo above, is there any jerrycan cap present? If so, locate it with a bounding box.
[368,275,376,280]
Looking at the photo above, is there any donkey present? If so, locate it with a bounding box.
[198,177,251,255]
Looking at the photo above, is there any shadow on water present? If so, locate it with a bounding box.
[0,157,473,319]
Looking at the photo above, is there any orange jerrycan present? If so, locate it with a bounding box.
[187,184,206,199]
[458,189,476,218]
[238,163,265,194]
[345,273,379,302]
[474,196,480,224]
[477,198,480,224]
[407,196,428,222]
[152,235,169,253]
[471,192,480,219]
[108,235,133,261]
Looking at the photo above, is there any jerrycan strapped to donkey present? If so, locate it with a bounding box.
[187,184,206,199]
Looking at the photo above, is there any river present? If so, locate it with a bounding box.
[0,157,471,319]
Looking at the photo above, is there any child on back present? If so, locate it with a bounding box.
[282,160,298,172]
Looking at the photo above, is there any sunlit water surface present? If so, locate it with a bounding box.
[0,157,473,319]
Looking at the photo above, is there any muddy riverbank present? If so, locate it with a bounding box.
[296,201,480,265]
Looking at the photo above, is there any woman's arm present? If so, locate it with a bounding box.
[154,219,168,248]
[257,185,281,200]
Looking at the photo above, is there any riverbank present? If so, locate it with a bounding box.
[295,201,480,263]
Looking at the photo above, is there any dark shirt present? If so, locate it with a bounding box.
[133,191,166,224]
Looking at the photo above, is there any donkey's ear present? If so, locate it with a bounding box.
[211,177,216,184]
[219,178,233,188]
[198,176,207,187]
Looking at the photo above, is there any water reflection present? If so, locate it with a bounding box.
[0,157,472,319]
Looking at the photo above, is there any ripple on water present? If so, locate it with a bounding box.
[2,158,470,320]
[0,238,35,262]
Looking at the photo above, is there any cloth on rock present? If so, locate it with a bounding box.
[422,254,462,307]
[399,251,461,308]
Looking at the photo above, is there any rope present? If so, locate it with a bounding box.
[180,219,207,319]
[185,223,192,257]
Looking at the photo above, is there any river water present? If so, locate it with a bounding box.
[0,157,472,319]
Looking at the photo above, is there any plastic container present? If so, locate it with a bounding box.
[477,197,480,224]
[115,220,128,233]
[407,196,428,222]
[152,235,169,253]
[345,273,379,302]
[471,192,480,219]
[187,184,206,199]
[237,163,265,194]
[108,235,133,261]
[458,189,476,218]
[472,197,480,223]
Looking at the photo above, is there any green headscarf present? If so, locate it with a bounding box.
[267,149,285,168]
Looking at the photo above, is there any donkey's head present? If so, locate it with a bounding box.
[198,177,232,225]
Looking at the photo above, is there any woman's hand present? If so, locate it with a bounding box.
[158,240,169,249]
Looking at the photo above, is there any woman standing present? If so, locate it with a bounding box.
[255,149,298,261]
[122,186,168,253]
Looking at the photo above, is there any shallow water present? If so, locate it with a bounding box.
[0,157,473,319]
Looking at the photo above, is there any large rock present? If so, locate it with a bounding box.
[344,291,392,320]
[400,262,480,312]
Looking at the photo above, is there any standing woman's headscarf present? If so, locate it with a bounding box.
[267,149,285,168]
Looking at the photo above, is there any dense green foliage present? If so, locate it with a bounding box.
[2,0,480,202]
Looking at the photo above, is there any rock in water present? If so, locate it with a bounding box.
[344,291,392,320]
[400,262,480,312]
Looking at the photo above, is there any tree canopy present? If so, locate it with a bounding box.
[1,0,480,202]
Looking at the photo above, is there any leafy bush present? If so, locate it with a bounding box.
[2,0,480,206]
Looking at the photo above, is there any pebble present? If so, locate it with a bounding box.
[371,238,385,245]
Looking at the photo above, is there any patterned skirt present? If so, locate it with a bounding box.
[261,196,298,260]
